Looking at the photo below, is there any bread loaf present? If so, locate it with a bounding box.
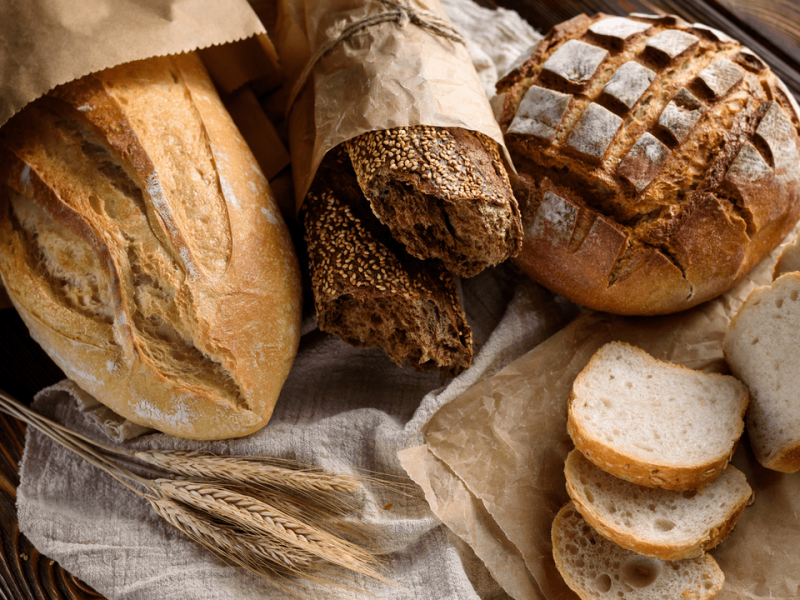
[302,150,473,376]
[723,272,800,471]
[0,54,302,440]
[552,502,725,600]
[497,13,800,315]
[567,342,748,490]
[346,126,523,278]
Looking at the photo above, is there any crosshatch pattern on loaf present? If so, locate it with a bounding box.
[497,12,800,314]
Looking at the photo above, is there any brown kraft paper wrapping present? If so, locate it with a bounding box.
[400,221,800,600]
[275,0,510,211]
[0,0,279,128]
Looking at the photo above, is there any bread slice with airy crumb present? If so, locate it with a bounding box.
[724,272,800,472]
[565,449,753,561]
[567,342,749,490]
[553,502,725,600]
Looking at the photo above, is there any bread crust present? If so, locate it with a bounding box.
[565,450,752,560]
[498,13,800,315]
[567,342,748,490]
[0,54,302,440]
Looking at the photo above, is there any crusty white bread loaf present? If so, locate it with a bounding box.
[345,126,522,278]
[565,449,752,560]
[552,502,725,600]
[303,150,473,376]
[0,54,302,440]
[567,342,748,490]
[723,272,800,471]
[497,13,800,315]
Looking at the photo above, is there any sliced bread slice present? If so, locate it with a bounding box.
[723,272,800,472]
[552,502,725,600]
[565,449,753,560]
[568,342,749,490]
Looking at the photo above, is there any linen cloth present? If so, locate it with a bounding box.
[16,4,550,598]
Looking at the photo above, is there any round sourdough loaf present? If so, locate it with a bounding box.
[0,54,302,440]
[497,13,800,315]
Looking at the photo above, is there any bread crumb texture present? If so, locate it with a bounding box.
[568,342,747,489]
[553,502,725,600]
[499,13,800,315]
[724,272,800,471]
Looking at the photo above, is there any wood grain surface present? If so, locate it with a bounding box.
[1,0,798,598]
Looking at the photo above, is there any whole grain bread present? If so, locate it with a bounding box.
[723,272,800,471]
[552,502,725,600]
[0,54,302,440]
[345,126,522,278]
[497,13,800,315]
[567,342,748,490]
[302,150,473,376]
[565,449,752,560]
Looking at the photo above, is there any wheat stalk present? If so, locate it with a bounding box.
[135,451,361,495]
[149,495,318,572]
[0,388,395,592]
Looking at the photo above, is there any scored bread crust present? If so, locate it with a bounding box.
[552,502,725,600]
[564,449,753,561]
[302,149,473,376]
[567,342,748,490]
[724,272,800,472]
[346,126,523,278]
[498,13,800,315]
[0,54,302,440]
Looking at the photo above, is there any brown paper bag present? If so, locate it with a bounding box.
[275,0,510,211]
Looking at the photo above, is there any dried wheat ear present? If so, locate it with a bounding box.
[498,13,800,315]
[0,389,403,593]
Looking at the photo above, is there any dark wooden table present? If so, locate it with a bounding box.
[1,0,798,598]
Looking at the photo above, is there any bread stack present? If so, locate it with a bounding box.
[553,342,753,599]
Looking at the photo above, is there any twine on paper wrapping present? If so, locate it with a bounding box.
[284,0,466,117]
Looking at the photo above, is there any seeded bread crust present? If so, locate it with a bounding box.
[346,126,523,278]
[302,150,473,376]
[567,342,748,490]
[564,449,753,560]
[498,13,800,315]
[0,55,302,440]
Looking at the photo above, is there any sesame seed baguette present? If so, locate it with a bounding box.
[567,342,748,490]
[302,150,473,376]
[345,126,523,278]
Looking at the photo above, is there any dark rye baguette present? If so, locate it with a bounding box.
[345,126,523,278]
[0,54,302,440]
[497,13,800,315]
[302,150,473,376]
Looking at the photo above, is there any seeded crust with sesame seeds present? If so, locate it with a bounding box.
[302,150,473,376]
[497,13,800,315]
[345,126,522,278]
